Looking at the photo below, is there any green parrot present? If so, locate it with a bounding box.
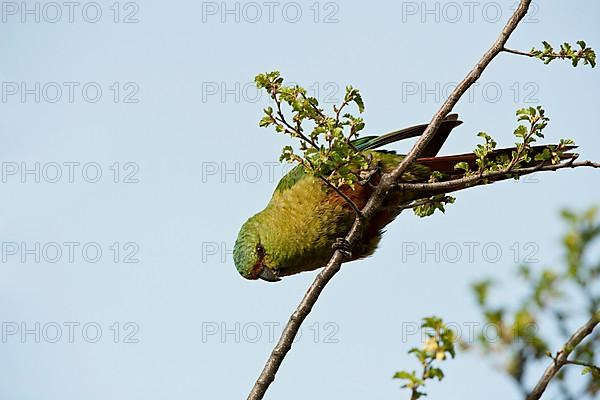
[233,115,573,282]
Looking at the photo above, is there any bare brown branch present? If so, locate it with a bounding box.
[503,47,536,57]
[527,314,599,400]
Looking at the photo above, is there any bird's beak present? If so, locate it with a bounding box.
[258,267,281,282]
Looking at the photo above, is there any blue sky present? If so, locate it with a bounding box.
[1,1,599,399]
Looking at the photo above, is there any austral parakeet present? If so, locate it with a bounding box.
[233,115,573,281]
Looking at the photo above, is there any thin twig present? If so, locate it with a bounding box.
[272,92,319,149]
[248,1,534,399]
[317,175,364,219]
[411,358,434,400]
[396,198,438,212]
[299,157,363,218]
[564,359,599,369]
[527,314,599,400]
[300,92,327,122]
[502,46,585,63]
[393,159,600,193]
[505,114,542,171]
[503,47,536,57]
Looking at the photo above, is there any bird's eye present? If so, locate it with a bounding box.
[255,244,265,257]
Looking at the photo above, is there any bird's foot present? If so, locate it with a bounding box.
[332,238,352,259]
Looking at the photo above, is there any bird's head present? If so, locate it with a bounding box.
[233,215,281,282]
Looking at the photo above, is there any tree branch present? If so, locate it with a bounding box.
[503,47,536,57]
[564,359,599,369]
[393,158,600,193]
[247,1,535,398]
[527,314,599,400]
[382,0,533,188]
[272,91,320,149]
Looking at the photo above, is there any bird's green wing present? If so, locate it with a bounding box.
[353,114,461,154]
[274,164,306,193]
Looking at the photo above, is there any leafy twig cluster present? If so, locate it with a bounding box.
[504,40,596,67]
[394,317,456,400]
[413,106,575,217]
[454,106,573,177]
[256,71,369,189]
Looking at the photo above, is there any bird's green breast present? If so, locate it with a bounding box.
[257,150,430,276]
[258,173,355,275]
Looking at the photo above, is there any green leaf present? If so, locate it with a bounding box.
[472,280,493,306]
[413,195,455,218]
[427,367,445,381]
[393,371,415,380]
[454,161,470,173]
